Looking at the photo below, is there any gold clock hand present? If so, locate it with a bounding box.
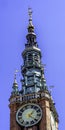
[28,110,35,117]
[31,110,35,115]
[29,114,35,119]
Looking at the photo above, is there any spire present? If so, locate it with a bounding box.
[26,8,37,46]
[28,8,34,33]
[14,71,17,84]
[11,70,19,96]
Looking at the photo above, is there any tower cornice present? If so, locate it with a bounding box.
[22,46,41,57]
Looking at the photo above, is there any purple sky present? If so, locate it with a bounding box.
[0,0,65,130]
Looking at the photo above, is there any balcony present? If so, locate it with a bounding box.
[10,91,50,104]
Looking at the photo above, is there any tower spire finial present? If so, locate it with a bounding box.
[28,8,33,25]
[28,8,34,33]
[14,70,18,83]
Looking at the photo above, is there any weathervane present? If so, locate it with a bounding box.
[49,85,54,95]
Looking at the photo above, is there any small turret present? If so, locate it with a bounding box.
[11,70,19,96]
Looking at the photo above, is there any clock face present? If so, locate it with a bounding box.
[16,103,42,127]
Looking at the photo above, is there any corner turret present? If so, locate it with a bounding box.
[11,71,19,96]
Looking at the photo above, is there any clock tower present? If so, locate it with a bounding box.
[9,8,59,130]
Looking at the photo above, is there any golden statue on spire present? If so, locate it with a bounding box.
[28,8,33,26]
[28,8,32,19]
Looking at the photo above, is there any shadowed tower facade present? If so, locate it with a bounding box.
[9,9,59,130]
